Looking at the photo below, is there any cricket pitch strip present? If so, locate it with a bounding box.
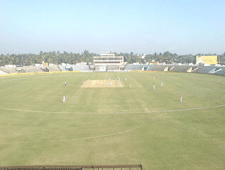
[81,80,123,88]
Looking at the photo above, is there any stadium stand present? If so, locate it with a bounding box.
[0,67,18,74]
[107,65,125,71]
[152,65,167,71]
[107,65,120,71]
[213,67,225,75]
[46,66,61,72]
[0,69,8,75]
[89,65,95,71]
[207,67,225,75]
[77,65,90,71]
[0,65,61,74]
[164,66,169,71]
[208,67,221,74]
[1,64,225,76]
[22,66,43,73]
[163,66,175,71]
[168,66,174,71]
[124,64,151,71]
[59,64,90,71]
[40,67,49,72]
[181,66,192,72]
[190,66,197,73]
[146,65,156,71]
[57,65,62,71]
[198,66,216,74]
[58,65,67,71]
[170,66,191,72]
[16,68,26,73]
[191,66,204,73]
[95,65,105,71]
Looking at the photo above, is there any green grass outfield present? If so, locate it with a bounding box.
[0,71,225,170]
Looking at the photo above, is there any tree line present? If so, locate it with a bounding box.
[0,50,225,66]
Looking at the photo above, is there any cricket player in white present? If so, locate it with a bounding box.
[65,82,67,86]
[63,96,66,103]
[130,84,132,88]
[153,85,155,90]
[180,95,182,102]
[161,82,163,86]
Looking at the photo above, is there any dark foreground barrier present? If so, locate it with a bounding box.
[0,164,142,170]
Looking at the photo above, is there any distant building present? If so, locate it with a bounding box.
[196,55,217,65]
[93,53,124,65]
[92,53,125,71]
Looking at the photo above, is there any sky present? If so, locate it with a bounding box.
[0,0,225,55]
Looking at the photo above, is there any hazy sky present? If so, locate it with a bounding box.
[0,0,225,55]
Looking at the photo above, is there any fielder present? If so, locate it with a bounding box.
[63,96,66,103]
[180,95,182,102]
[130,84,132,88]
[153,85,155,90]
[161,82,163,86]
[65,82,67,86]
